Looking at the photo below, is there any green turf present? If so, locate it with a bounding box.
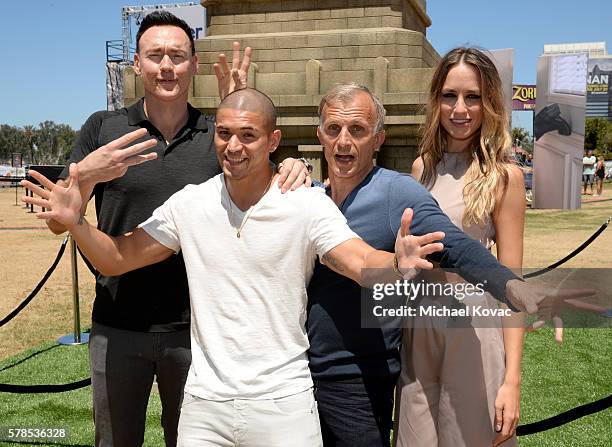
[525,203,612,232]
[518,328,611,446]
[0,329,610,446]
[0,342,163,447]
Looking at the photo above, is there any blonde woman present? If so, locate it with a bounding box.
[395,48,525,447]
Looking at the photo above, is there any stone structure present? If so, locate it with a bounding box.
[123,0,439,179]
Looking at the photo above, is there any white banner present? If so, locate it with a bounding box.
[488,48,515,125]
[145,5,206,40]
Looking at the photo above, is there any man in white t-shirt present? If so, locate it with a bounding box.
[22,88,444,447]
[583,149,597,194]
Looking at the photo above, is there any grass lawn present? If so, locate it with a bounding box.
[518,328,611,446]
[0,342,165,447]
[0,189,610,446]
[0,329,609,446]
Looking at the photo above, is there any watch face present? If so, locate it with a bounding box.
[299,158,314,173]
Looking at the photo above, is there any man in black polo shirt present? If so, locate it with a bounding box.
[48,11,309,447]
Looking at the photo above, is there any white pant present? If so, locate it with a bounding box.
[177,388,322,446]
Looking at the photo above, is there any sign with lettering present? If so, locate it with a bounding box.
[11,153,22,169]
[512,84,536,110]
[586,58,612,120]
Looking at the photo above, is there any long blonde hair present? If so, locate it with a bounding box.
[419,47,512,227]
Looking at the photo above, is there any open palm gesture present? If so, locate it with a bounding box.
[395,208,445,277]
[21,163,83,227]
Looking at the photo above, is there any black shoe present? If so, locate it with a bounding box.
[534,103,571,141]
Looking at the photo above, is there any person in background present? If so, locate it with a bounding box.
[397,47,526,447]
[583,149,597,195]
[595,155,606,197]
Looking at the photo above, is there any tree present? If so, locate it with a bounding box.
[511,127,533,153]
[584,117,610,155]
[603,127,612,160]
[0,122,78,166]
[585,117,612,159]
[23,125,37,164]
[0,125,30,164]
[0,125,21,162]
[54,124,78,164]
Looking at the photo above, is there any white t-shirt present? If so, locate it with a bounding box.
[583,155,596,175]
[140,174,358,400]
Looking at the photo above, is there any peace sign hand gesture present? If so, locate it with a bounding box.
[214,41,253,100]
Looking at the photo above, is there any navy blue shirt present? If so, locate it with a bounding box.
[307,167,517,380]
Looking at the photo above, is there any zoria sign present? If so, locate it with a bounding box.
[512,84,536,110]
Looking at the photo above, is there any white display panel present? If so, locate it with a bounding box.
[549,53,588,96]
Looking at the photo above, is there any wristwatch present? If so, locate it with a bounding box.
[297,157,314,174]
[393,255,420,280]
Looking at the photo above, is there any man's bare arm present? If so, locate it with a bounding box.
[321,239,395,286]
[321,209,445,286]
[70,221,173,276]
[23,164,173,276]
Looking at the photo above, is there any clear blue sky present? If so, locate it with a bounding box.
[1,1,610,132]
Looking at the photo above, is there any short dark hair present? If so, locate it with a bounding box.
[135,10,195,55]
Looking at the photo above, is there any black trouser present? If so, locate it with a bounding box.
[89,323,191,447]
[314,376,398,447]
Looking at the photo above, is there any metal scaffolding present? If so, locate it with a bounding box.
[117,2,198,63]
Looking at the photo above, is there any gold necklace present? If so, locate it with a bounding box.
[229,170,275,238]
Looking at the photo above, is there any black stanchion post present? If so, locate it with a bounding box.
[22,186,29,209]
[28,188,35,213]
[58,235,89,345]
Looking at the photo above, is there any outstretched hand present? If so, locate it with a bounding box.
[215,41,252,100]
[526,296,610,343]
[394,208,445,277]
[506,279,596,315]
[21,163,84,227]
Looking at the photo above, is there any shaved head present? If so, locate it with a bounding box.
[218,88,277,132]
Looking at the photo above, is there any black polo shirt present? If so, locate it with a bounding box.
[64,99,221,331]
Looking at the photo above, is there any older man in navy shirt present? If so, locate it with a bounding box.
[307,84,539,447]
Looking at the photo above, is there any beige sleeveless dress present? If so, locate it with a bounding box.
[394,152,516,447]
